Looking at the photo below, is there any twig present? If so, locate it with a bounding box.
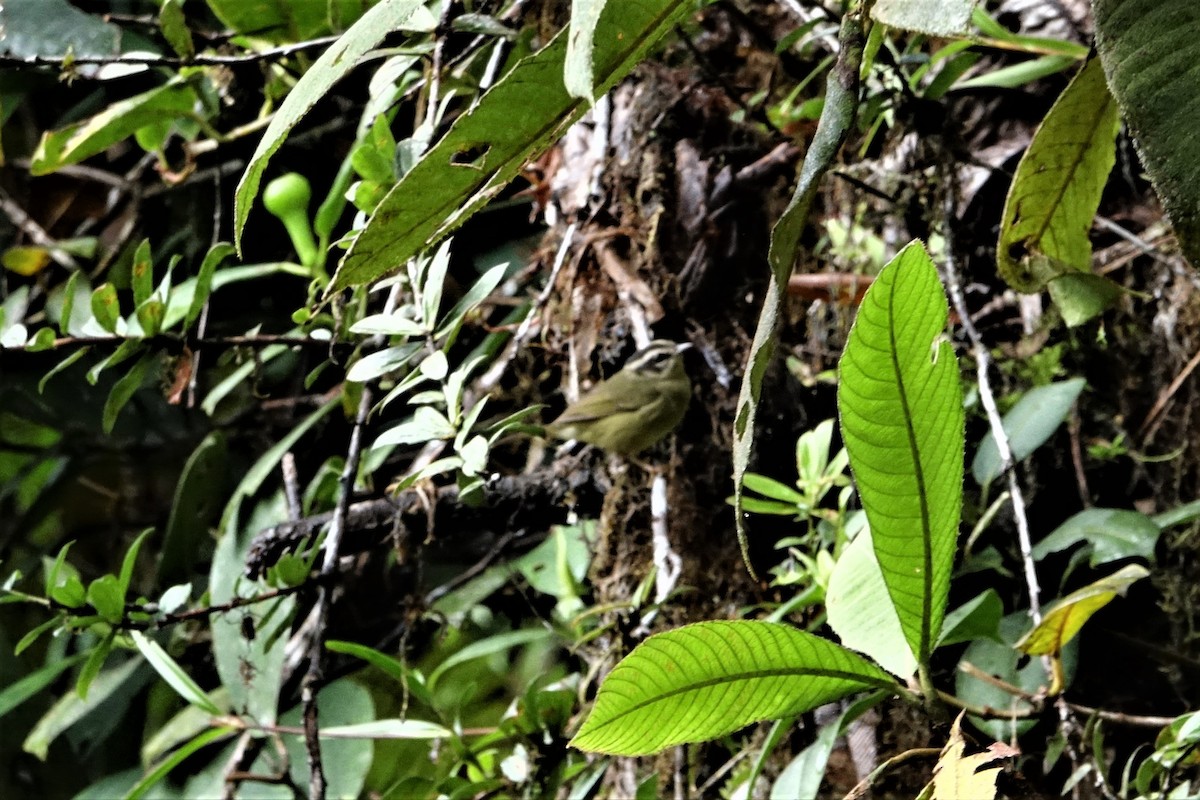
[841,747,941,800]
[1138,343,1200,442]
[2,333,354,354]
[940,182,1042,623]
[633,469,682,637]
[0,36,342,70]
[300,384,373,800]
[0,185,79,269]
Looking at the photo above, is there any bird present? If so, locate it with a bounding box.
[546,340,692,456]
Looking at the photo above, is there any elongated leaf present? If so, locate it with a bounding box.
[123,726,234,800]
[972,378,1085,486]
[320,719,452,739]
[184,243,235,329]
[0,652,86,722]
[332,0,692,289]
[837,241,964,663]
[23,658,147,760]
[564,0,608,100]
[130,630,221,715]
[426,628,552,691]
[997,57,1120,295]
[571,621,897,756]
[159,432,228,585]
[1032,507,1161,566]
[733,14,863,578]
[1094,0,1200,267]
[1016,563,1150,658]
[233,0,435,251]
[102,353,153,434]
[31,80,197,175]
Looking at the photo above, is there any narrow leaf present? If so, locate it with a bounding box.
[837,241,964,663]
[130,630,222,714]
[734,13,863,578]
[1016,563,1150,658]
[564,0,608,100]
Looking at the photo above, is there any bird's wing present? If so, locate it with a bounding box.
[552,392,650,425]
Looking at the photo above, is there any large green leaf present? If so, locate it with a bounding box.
[233,0,435,252]
[570,621,897,756]
[996,57,1120,299]
[1093,0,1200,268]
[331,0,692,290]
[837,241,964,663]
[733,12,863,576]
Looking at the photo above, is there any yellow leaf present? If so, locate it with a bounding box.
[1016,563,1149,658]
[2,246,52,276]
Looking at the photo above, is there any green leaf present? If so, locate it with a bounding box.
[742,473,805,505]
[135,299,165,337]
[564,0,608,101]
[435,262,508,339]
[325,640,434,707]
[837,241,964,663]
[23,658,147,760]
[937,589,1004,647]
[90,283,121,333]
[956,612,1075,740]
[31,79,197,175]
[117,529,152,599]
[1016,563,1150,657]
[276,679,375,798]
[158,0,194,60]
[320,719,453,739]
[872,0,973,36]
[102,353,153,435]
[184,243,235,329]
[212,496,297,726]
[972,378,1085,486]
[1032,508,1161,567]
[130,630,222,714]
[826,527,916,677]
[734,14,863,579]
[0,652,86,722]
[15,616,62,656]
[1094,0,1200,267]
[131,239,153,308]
[996,57,1120,295]
[123,725,234,800]
[332,0,693,289]
[160,433,228,586]
[373,406,456,448]
[232,0,436,252]
[87,574,125,623]
[345,342,423,382]
[0,0,127,61]
[427,628,553,692]
[76,632,115,699]
[570,621,897,756]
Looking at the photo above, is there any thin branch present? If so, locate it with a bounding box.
[0,36,342,70]
[939,178,1042,623]
[2,333,354,354]
[301,380,372,800]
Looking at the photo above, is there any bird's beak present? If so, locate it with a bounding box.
[675,342,693,353]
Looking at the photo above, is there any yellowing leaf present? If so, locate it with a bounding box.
[1016,563,1149,659]
[932,713,1018,800]
[2,246,52,276]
